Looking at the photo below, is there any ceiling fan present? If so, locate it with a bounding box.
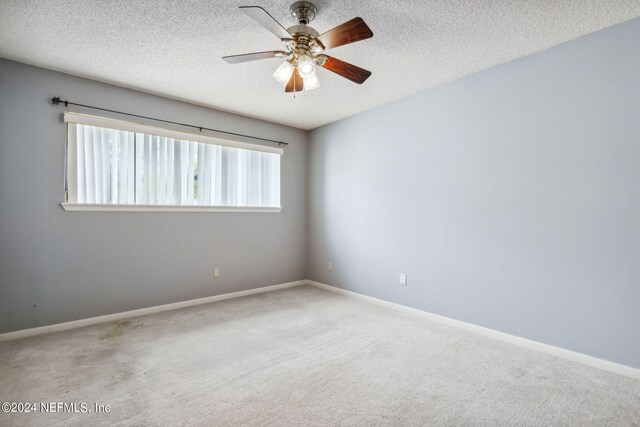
[222,2,373,93]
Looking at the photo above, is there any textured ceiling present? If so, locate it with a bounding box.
[1,1,639,130]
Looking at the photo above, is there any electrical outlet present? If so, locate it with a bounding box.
[213,268,220,279]
[328,262,333,272]
[400,273,407,286]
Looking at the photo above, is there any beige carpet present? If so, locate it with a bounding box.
[1,285,639,426]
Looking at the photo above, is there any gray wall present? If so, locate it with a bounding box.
[308,19,640,368]
[0,59,308,333]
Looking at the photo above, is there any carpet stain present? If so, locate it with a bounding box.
[70,353,87,366]
[101,320,132,340]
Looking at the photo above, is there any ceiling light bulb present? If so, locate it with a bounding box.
[297,54,316,79]
[303,74,320,91]
[273,61,294,86]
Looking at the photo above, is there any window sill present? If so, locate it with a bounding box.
[60,203,282,213]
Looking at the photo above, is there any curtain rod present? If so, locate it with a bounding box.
[50,97,288,146]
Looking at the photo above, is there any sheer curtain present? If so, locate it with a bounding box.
[66,121,281,207]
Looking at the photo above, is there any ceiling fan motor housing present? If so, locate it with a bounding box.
[287,24,320,43]
[286,25,322,66]
[290,1,317,25]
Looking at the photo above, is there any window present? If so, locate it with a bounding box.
[62,113,282,212]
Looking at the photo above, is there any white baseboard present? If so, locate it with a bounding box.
[0,280,305,342]
[306,280,640,380]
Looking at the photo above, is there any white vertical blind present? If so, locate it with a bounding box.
[72,124,136,204]
[66,120,281,208]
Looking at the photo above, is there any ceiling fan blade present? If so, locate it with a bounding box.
[285,68,304,93]
[316,17,373,50]
[320,56,371,84]
[240,6,292,40]
[222,51,284,64]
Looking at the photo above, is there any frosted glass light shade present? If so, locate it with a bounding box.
[297,54,316,78]
[273,61,294,86]
[303,74,320,91]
